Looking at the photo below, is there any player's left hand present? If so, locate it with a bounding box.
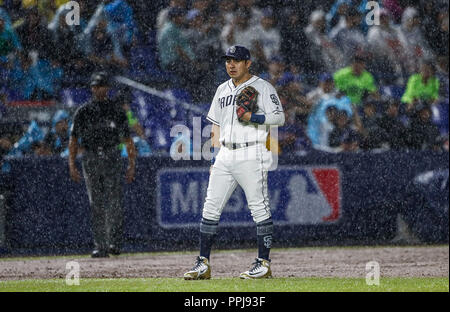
[240,112,252,122]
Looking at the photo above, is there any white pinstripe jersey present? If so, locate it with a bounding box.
[206,75,285,145]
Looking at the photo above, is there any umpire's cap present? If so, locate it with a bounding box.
[90,72,110,87]
[222,45,251,61]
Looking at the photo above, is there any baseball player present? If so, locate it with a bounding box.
[184,45,285,280]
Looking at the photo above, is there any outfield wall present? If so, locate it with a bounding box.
[0,151,448,256]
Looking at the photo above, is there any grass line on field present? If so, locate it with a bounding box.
[0,277,448,292]
[1,245,447,262]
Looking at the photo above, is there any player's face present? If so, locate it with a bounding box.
[225,58,251,81]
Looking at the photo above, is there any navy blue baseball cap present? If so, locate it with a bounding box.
[222,45,251,61]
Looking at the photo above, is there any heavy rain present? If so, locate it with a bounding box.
[0,0,448,292]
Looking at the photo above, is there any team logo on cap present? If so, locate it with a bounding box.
[229,46,236,53]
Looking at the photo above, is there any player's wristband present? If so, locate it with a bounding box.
[250,114,266,125]
[211,146,219,165]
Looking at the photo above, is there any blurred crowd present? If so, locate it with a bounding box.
[0,0,449,162]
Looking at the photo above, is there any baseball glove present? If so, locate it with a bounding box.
[236,86,259,122]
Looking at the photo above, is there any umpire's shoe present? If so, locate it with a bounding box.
[91,249,109,258]
[239,258,272,279]
[184,256,211,280]
[109,244,121,256]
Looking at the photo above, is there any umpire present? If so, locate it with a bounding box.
[69,72,136,258]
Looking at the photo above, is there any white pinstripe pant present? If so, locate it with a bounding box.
[202,143,272,224]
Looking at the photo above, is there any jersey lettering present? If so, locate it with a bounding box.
[220,95,236,109]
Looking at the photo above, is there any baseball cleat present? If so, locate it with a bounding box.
[184,256,211,280]
[239,258,272,279]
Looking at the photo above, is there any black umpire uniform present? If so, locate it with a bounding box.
[69,73,136,258]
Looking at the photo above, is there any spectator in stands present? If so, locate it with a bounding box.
[307,91,353,148]
[253,7,280,63]
[156,0,186,38]
[0,5,13,29]
[406,101,441,151]
[85,18,128,74]
[48,5,87,86]
[397,7,435,75]
[157,8,195,89]
[304,9,344,75]
[279,6,311,79]
[215,0,235,28]
[358,100,388,150]
[331,7,367,66]
[382,0,404,24]
[328,109,360,152]
[235,0,263,28]
[436,56,449,99]
[15,7,53,60]
[220,8,265,72]
[333,54,378,106]
[306,73,337,107]
[378,99,408,150]
[103,0,137,51]
[366,8,407,85]
[8,52,63,100]
[0,15,21,60]
[42,109,71,156]
[184,9,221,103]
[401,59,440,112]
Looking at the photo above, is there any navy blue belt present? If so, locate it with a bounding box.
[221,141,259,150]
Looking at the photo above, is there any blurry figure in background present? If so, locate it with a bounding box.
[279,6,311,80]
[253,7,281,63]
[15,7,53,60]
[234,0,262,27]
[48,3,88,87]
[406,101,441,151]
[6,119,45,157]
[382,0,404,24]
[366,8,407,85]
[42,109,71,156]
[85,18,128,74]
[215,0,235,28]
[307,92,353,150]
[304,9,344,74]
[103,0,138,52]
[328,109,360,152]
[397,7,435,75]
[183,8,221,103]
[377,99,408,150]
[156,0,186,38]
[8,52,63,100]
[326,0,351,36]
[0,16,21,61]
[357,100,388,150]
[435,56,449,99]
[331,7,367,67]
[401,59,440,113]
[157,8,195,89]
[333,54,378,106]
[306,73,337,107]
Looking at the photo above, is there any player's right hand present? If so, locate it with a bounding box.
[69,166,82,183]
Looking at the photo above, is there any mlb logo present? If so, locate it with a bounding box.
[282,167,341,224]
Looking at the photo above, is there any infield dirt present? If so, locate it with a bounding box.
[0,246,448,280]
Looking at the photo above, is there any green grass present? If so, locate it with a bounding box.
[0,277,448,292]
